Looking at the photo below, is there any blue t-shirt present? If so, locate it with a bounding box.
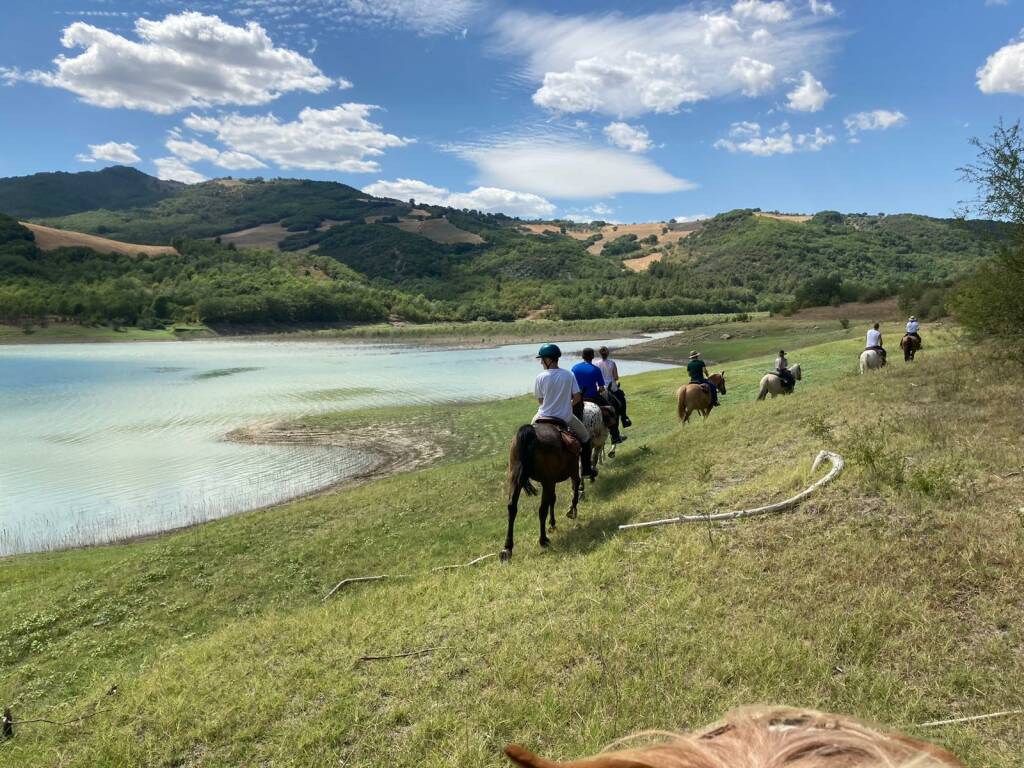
[571,361,605,398]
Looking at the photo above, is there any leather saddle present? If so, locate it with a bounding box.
[534,418,581,456]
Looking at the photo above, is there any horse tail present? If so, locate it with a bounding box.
[676,387,687,421]
[511,424,538,497]
[756,378,768,401]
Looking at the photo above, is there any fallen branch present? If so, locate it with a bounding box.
[619,451,844,531]
[358,647,439,662]
[431,553,497,572]
[322,575,394,602]
[918,709,1024,728]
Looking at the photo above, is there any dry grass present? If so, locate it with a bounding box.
[623,252,665,271]
[20,223,177,257]
[755,212,812,223]
[216,222,292,250]
[390,217,484,245]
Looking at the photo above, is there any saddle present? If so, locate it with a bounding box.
[534,418,581,456]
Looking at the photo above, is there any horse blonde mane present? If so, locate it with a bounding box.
[506,707,963,768]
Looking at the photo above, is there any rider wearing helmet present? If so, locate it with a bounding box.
[533,344,597,480]
[596,345,632,428]
[686,351,719,407]
[572,347,626,445]
[774,349,795,392]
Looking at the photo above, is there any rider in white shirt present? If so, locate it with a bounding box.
[596,346,631,428]
[532,343,597,479]
[906,316,920,336]
[866,323,887,363]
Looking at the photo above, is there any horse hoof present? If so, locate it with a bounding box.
[548,524,556,533]
[567,509,577,520]
[539,537,550,548]
[499,549,512,562]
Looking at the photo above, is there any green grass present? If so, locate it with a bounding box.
[1,325,1022,766]
[0,323,210,344]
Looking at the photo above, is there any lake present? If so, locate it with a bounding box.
[0,336,675,556]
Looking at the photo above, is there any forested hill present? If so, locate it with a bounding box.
[0,167,1010,328]
[0,166,182,219]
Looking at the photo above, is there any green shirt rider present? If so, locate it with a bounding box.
[686,351,719,407]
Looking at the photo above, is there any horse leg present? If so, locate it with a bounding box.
[568,472,580,520]
[538,484,553,547]
[501,484,521,561]
[548,489,557,533]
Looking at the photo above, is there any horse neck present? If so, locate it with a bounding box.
[708,373,723,386]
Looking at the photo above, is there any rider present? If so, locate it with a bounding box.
[596,345,632,428]
[866,322,887,364]
[686,350,719,407]
[533,343,597,480]
[571,348,626,445]
[774,349,795,392]
[905,315,922,346]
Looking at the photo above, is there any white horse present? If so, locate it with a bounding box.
[582,401,615,470]
[859,349,885,374]
[756,363,802,400]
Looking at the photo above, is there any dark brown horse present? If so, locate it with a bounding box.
[676,372,727,423]
[501,423,581,561]
[900,333,921,361]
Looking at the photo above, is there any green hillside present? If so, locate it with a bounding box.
[0,166,182,219]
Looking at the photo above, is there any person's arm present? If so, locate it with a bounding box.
[571,376,582,406]
[572,392,582,406]
[610,361,620,382]
[596,368,606,393]
[534,376,544,405]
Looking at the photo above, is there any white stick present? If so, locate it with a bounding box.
[430,553,498,572]
[918,709,1024,728]
[618,451,844,530]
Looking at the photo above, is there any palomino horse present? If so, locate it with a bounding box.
[900,333,921,362]
[676,372,726,424]
[501,422,581,560]
[582,400,617,468]
[756,363,802,400]
[859,349,885,374]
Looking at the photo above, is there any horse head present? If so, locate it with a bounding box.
[710,371,726,395]
[790,363,802,381]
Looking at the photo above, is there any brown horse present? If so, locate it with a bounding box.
[501,423,581,561]
[676,372,726,423]
[900,333,921,361]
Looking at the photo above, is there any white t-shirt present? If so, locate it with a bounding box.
[906,321,920,334]
[866,328,882,348]
[595,358,617,383]
[534,367,580,424]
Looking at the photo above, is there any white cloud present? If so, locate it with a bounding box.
[809,0,837,16]
[493,7,837,118]
[844,109,908,136]
[715,121,834,155]
[12,12,338,114]
[165,135,266,170]
[154,156,207,184]
[673,213,710,222]
[450,135,693,198]
[603,121,653,152]
[362,178,556,218]
[223,0,478,36]
[75,141,140,164]
[731,0,792,23]
[977,39,1024,94]
[786,70,830,111]
[985,0,1009,6]
[183,105,413,173]
[730,56,776,95]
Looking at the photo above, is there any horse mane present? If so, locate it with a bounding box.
[505,706,963,768]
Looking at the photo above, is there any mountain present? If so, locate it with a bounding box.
[0,166,183,219]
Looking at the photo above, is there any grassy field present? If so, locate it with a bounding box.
[0,323,211,344]
[2,321,1022,766]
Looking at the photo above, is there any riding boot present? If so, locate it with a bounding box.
[610,425,627,444]
[580,440,598,479]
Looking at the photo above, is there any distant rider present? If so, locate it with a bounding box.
[533,343,597,480]
[905,316,922,346]
[774,349,795,392]
[866,322,887,364]
[687,350,719,407]
[572,348,626,445]
[596,345,632,428]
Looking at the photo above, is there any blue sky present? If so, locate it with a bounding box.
[1,0,1023,222]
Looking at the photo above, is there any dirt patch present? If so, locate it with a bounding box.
[793,299,900,321]
[755,212,812,223]
[218,222,291,250]
[213,179,246,188]
[521,222,691,255]
[390,217,484,245]
[226,421,448,490]
[622,252,664,272]
[22,222,178,257]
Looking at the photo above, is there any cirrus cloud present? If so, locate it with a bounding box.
[362,178,556,218]
[7,12,339,114]
[75,141,140,164]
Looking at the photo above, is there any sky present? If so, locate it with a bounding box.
[1,1,1024,222]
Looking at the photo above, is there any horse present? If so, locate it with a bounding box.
[501,422,581,561]
[676,372,726,424]
[756,363,802,400]
[859,349,885,374]
[582,400,617,468]
[900,333,921,362]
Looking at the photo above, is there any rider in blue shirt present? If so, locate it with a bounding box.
[572,348,626,444]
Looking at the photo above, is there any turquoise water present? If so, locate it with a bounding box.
[0,336,675,555]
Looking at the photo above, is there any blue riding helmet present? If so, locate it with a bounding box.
[536,343,562,359]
